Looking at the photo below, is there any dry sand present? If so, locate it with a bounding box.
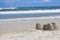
[0,30,60,40]
[0,18,60,40]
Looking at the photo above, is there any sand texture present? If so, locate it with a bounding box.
[0,19,60,40]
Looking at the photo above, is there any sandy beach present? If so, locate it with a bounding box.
[0,0,60,40]
[0,18,60,40]
[0,30,60,40]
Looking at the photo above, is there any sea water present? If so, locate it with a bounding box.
[0,7,60,23]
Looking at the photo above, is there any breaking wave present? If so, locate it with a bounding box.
[0,9,60,14]
[0,6,60,14]
[0,7,60,23]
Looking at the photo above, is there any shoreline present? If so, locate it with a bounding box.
[0,16,60,21]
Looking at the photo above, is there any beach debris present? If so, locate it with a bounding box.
[36,23,41,30]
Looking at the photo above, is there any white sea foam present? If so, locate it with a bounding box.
[0,9,60,14]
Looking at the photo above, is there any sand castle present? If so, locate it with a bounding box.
[36,22,57,31]
[36,23,41,30]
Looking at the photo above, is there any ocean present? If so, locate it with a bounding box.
[0,6,60,11]
[0,13,60,19]
[0,6,60,23]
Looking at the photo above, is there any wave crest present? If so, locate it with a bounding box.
[0,9,60,14]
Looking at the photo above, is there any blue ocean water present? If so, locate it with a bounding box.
[0,6,60,19]
[0,13,60,19]
[0,6,60,11]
